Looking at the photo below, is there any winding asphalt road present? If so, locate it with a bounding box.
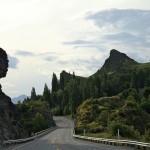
[7,117,133,150]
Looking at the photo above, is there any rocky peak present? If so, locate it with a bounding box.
[97,49,138,74]
[109,49,135,62]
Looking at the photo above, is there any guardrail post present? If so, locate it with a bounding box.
[83,129,85,137]
[118,129,120,140]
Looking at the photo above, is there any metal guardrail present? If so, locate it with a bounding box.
[73,134,150,150]
[3,126,57,146]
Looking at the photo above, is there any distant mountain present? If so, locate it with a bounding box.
[12,94,28,104]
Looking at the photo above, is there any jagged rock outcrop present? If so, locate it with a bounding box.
[0,48,27,140]
[96,49,138,74]
[0,48,8,78]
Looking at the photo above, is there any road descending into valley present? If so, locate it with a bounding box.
[9,117,133,150]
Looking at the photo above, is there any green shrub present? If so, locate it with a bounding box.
[140,102,150,114]
[87,122,105,133]
[32,113,49,133]
[108,121,140,139]
[142,130,150,142]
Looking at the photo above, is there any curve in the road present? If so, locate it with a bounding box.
[7,117,133,150]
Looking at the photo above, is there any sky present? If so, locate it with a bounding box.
[0,0,150,98]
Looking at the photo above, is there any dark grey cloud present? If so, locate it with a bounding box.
[86,9,150,33]
[104,32,136,41]
[15,50,35,57]
[8,55,19,69]
[104,32,150,48]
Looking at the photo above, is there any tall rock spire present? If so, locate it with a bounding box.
[0,48,28,140]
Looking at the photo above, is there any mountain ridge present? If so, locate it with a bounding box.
[51,49,150,116]
[95,49,138,75]
[60,49,146,78]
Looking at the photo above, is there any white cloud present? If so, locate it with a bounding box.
[2,82,15,87]
[38,68,51,76]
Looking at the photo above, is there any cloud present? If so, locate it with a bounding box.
[15,50,35,57]
[8,55,19,69]
[103,32,150,48]
[39,52,62,56]
[44,56,56,62]
[15,50,58,62]
[64,9,150,63]
[85,9,150,48]
[39,52,60,62]
[64,40,91,45]
[64,39,106,51]
[38,68,51,76]
[86,9,150,33]
[57,56,103,73]
[3,82,15,87]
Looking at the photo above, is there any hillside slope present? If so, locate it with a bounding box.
[50,49,150,116]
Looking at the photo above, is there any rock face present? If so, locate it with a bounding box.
[97,49,138,74]
[0,48,27,140]
[0,48,8,78]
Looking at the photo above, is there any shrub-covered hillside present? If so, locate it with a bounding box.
[49,49,150,119]
[75,93,150,141]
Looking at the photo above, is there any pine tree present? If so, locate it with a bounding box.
[143,87,150,102]
[73,71,75,79]
[31,87,37,101]
[69,80,81,117]
[52,92,57,106]
[52,73,59,92]
[60,72,64,89]
[43,83,52,106]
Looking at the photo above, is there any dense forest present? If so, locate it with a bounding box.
[18,49,150,141]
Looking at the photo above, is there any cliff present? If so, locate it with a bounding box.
[0,48,27,140]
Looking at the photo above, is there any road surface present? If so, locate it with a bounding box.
[5,117,133,150]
